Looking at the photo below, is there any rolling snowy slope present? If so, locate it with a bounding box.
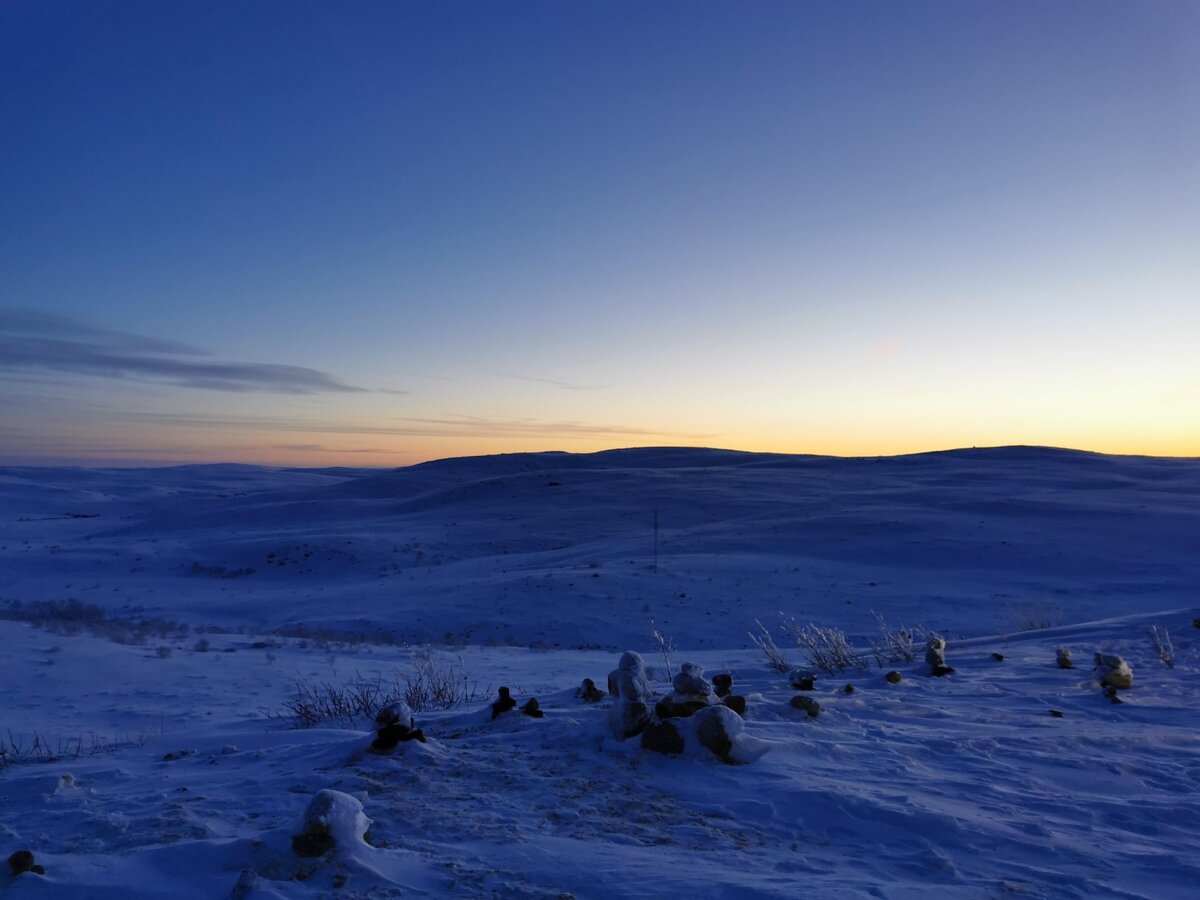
[1,446,1198,647]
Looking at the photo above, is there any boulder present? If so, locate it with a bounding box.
[885,670,902,684]
[655,697,711,720]
[721,695,747,716]
[1095,653,1133,690]
[7,850,45,877]
[491,686,518,719]
[1056,648,1074,670]
[694,704,745,763]
[991,652,1005,662]
[672,661,712,697]
[607,651,655,740]
[292,790,372,859]
[375,701,414,731]
[925,635,947,669]
[788,696,821,718]
[640,719,685,756]
[841,684,855,694]
[712,673,733,698]
[521,698,544,718]
[788,669,817,691]
[608,699,650,741]
[577,678,606,702]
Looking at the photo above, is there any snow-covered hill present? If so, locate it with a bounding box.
[1,447,1198,897]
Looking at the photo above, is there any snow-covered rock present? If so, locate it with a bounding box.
[1094,653,1133,690]
[291,789,372,859]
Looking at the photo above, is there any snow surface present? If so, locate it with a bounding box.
[1,446,1199,897]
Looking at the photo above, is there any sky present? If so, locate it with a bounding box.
[1,0,1198,466]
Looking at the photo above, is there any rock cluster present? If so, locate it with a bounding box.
[607,651,652,740]
[371,701,425,752]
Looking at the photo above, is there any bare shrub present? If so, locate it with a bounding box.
[270,649,485,729]
[1,730,145,769]
[782,617,866,675]
[1149,625,1175,669]
[868,612,921,666]
[403,647,484,712]
[748,618,790,672]
[1008,600,1063,631]
[649,619,677,681]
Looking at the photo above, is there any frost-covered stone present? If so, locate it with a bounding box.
[375,701,414,730]
[925,636,954,676]
[694,704,745,763]
[607,651,653,740]
[788,669,817,690]
[672,661,711,697]
[613,651,651,701]
[1056,648,1074,669]
[292,789,372,858]
[1095,653,1133,690]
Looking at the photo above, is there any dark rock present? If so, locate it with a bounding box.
[8,850,39,876]
[371,723,426,752]
[1049,709,1065,718]
[991,653,1005,661]
[1056,648,1074,669]
[291,832,336,858]
[1193,617,1200,630]
[521,698,544,718]
[885,670,903,684]
[788,696,820,718]
[1095,653,1133,690]
[1104,684,1123,704]
[788,669,817,691]
[842,684,855,694]
[655,698,711,720]
[695,705,745,763]
[721,695,747,716]
[930,665,956,677]
[577,678,606,702]
[712,673,733,698]
[641,719,685,756]
[491,686,517,719]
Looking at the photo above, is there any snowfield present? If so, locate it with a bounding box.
[1,446,1198,898]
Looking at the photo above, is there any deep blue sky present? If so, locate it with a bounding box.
[2,1,1197,464]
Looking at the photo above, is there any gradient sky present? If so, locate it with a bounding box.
[2,0,1198,466]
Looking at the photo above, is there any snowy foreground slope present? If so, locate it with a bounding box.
[1,446,1199,898]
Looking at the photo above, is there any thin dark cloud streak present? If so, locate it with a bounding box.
[0,308,396,394]
[494,372,608,391]
[128,411,711,440]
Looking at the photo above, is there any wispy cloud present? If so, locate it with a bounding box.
[0,308,397,395]
[493,372,608,391]
[127,411,709,440]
